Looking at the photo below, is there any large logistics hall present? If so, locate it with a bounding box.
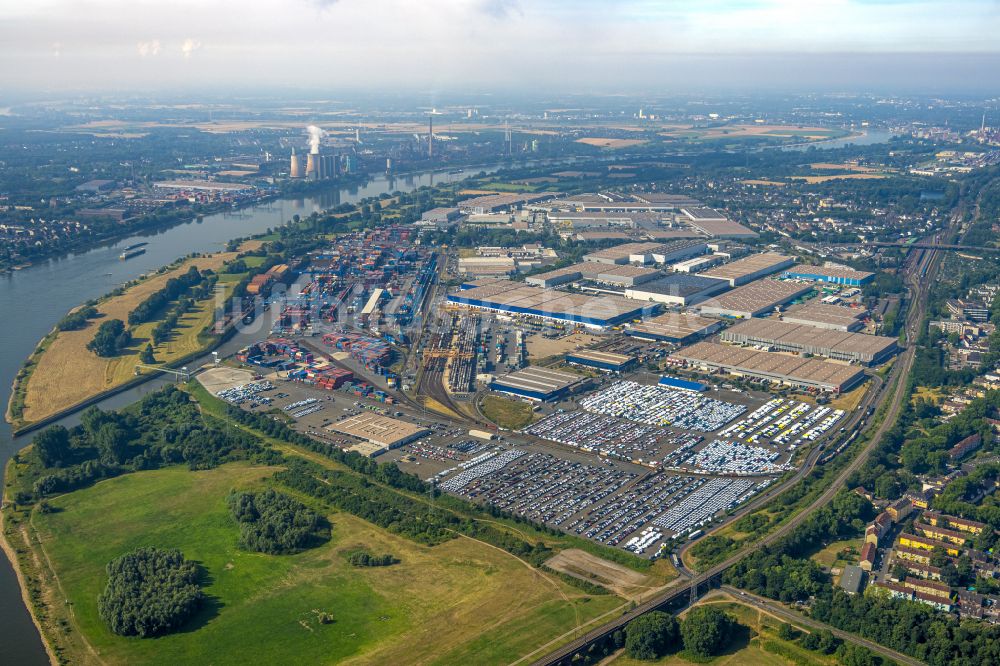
[698,253,795,286]
[697,279,812,318]
[489,366,589,401]
[674,342,867,393]
[623,273,730,306]
[326,413,430,456]
[565,349,636,372]
[625,312,722,343]
[781,302,867,332]
[781,265,875,286]
[448,280,655,328]
[720,318,898,365]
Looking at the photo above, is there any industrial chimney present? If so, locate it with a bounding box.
[305,151,318,180]
[428,115,434,159]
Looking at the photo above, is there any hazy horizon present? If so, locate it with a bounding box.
[2,1,1000,96]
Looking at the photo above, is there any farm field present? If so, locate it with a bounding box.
[27,463,623,666]
[17,248,251,426]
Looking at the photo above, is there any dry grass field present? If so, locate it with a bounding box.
[575,138,648,148]
[791,174,888,183]
[741,179,787,186]
[21,250,243,424]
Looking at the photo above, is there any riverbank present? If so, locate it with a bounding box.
[6,244,257,431]
[0,461,58,665]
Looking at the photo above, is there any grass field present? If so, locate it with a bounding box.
[912,385,946,405]
[29,463,623,665]
[811,538,862,571]
[481,395,536,430]
[19,250,245,425]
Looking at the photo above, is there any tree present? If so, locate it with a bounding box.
[32,426,71,467]
[777,622,797,641]
[625,611,679,660]
[681,606,735,658]
[140,343,156,364]
[86,319,131,357]
[95,422,130,465]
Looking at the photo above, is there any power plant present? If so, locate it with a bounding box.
[289,125,339,180]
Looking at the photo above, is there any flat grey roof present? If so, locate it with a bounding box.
[782,302,867,327]
[326,413,430,447]
[676,342,865,389]
[627,274,728,298]
[722,318,896,359]
[840,565,865,594]
[493,366,583,394]
[699,253,794,282]
[566,349,634,365]
[698,279,812,316]
[627,313,720,339]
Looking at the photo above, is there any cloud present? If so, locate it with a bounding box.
[51,41,61,57]
[181,38,202,59]
[136,39,161,58]
[479,0,522,19]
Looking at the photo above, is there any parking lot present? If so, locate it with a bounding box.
[523,381,845,474]
[579,381,748,431]
[435,445,774,556]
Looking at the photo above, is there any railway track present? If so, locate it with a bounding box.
[533,208,947,666]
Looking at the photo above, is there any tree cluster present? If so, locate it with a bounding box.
[24,386,277,501]
[624,611,679,660]
[128,266,208,325]
[56,304,99,331]
[812,590,1000,666]
[97,547,204,638]
[86,318,131,357]
[344,549,398,567]
[227,489,326,554]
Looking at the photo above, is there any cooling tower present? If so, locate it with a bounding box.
[306,151,318,179]
[289,148,302,178]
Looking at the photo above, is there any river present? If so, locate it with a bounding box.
[0,164,494,663]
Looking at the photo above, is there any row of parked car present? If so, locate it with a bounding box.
[579,381,747,432]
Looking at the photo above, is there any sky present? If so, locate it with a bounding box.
[1,0,999,94]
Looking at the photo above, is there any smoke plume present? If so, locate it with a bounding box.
[307,125,326,153]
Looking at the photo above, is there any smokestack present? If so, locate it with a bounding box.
[289,147,302,178]
[428,115,433,159]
